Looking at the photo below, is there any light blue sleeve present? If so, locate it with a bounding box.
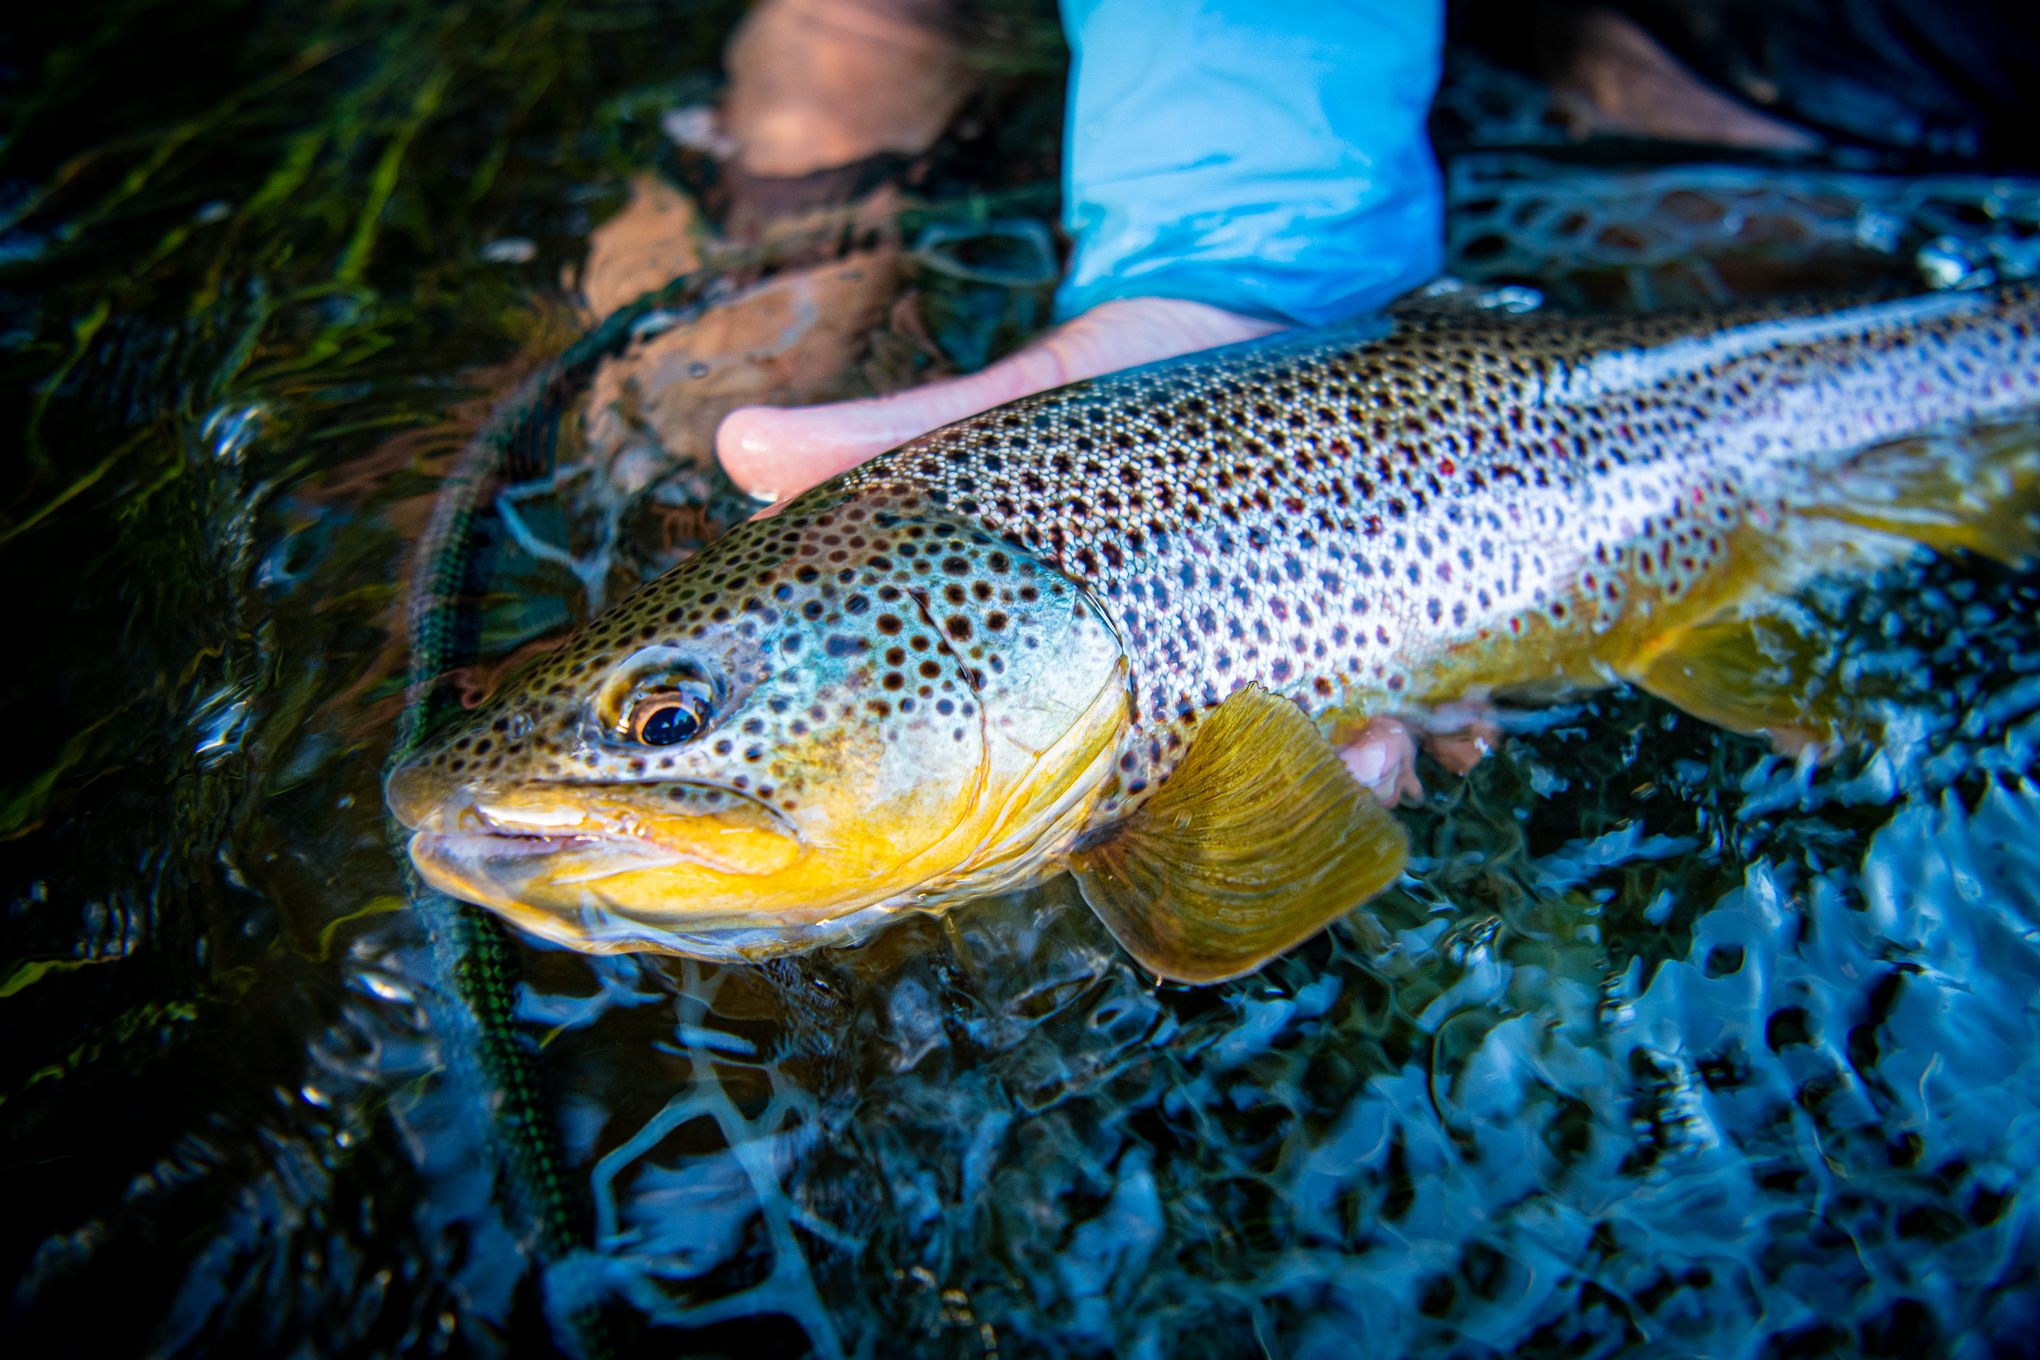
[1055,0,1444,328]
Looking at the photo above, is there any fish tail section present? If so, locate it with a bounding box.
[1800,418,2040,567]
[1626,419,2039,747]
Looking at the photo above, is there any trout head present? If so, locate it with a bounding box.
[385,480,1129,957]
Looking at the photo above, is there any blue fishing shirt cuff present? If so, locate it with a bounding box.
[1052,0,1445,329]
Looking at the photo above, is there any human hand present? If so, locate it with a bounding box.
[713,295,1282,503]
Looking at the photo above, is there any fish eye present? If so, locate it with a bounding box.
[626,688,713,746]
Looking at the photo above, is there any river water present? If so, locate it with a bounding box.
[5,5,2039,1356]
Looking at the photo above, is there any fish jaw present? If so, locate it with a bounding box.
[387,760,858,943]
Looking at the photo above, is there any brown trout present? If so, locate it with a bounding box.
[386,284,2040,981]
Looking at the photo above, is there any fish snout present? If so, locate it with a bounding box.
[384,760,467,832]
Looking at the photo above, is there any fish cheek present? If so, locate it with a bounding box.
[969,572,1127,759]
[756,674,989,880]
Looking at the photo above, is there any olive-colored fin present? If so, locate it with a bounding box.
[1626,605,1884,748]
[1802,421,2040,566]
[1069,686,1409,985]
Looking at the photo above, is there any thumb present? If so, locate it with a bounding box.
[716,357,1047,502]
[715,297,1281,502]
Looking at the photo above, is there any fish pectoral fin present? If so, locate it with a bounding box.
[1802,420,2040,567]
[1624,604,1881,748]
[1069,685,1409,985]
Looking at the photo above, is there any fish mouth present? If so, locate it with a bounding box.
[390,759,790,830]
[391,761,807,889]
[419,828,583,860]
[409,824,685,880]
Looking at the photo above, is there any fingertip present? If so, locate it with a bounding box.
[715,405,811,502]
[718,397,941,503]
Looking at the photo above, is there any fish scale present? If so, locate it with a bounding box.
[388,281,2040,977]
[848,283,2040,810]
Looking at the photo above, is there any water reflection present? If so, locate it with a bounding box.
[5,4,2040,1355]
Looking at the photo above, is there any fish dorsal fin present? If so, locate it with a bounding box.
[1069,686,1409,984]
